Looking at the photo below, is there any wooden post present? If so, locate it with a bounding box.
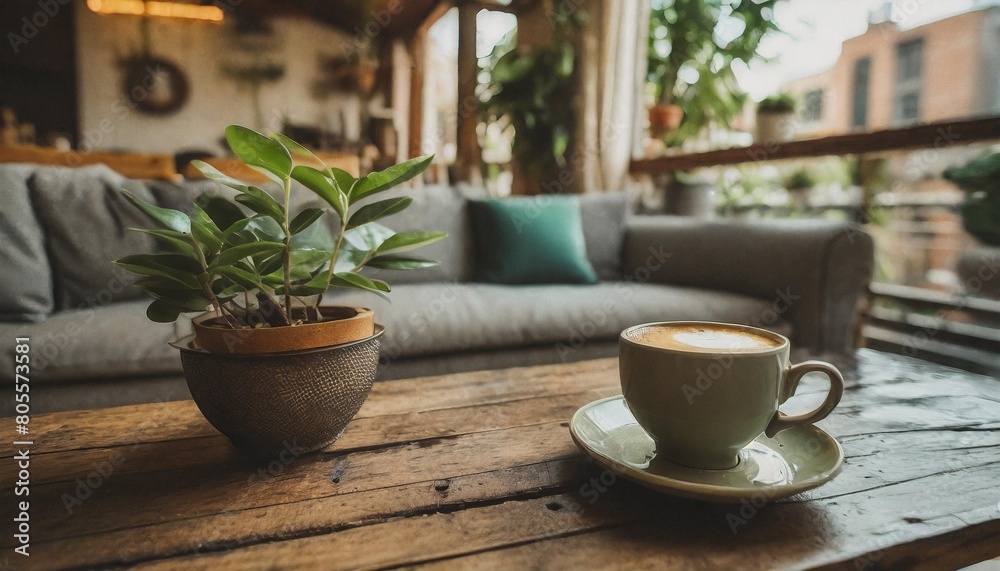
[454,0,481,183]
[407,28,425,161]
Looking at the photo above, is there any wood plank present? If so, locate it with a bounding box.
[629,116,1000,173]
[6,353,998,567]
[408,464,1000,571]
[21,427,1000,569]
[0,143,178,180]
[0,386,619,486]
[0,358,619,456]
[4,350,999,569]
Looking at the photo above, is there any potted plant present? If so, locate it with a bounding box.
[114,125,443,456]
[756,93,797,144]
[783,167,817,211]
[943,151,1000,298]
[480,6,582,194]
[647,0,782,145]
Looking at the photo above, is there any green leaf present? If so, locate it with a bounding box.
[114,254,203,289]
[225,125,293,180]
[330,271,387,295]
[342,222,395,253]
[190,160,250,192]
[328,167,357,198]
[288,248,332,278]
[139,287,213,312]
[234,187,285,222]
[130,228,197,257]
[196,194,246,231]
[366,255,440,270]
[146,299,184,323]
[221,218,254,245]
[289,208,326,235]
[245,216,285,242]
[371,278,390,292]
[212,242,285,268]
[376,231,448,255]
[217,266,264,290]
[351,155,433,201]
[347,197,413,229]
[272,132,320,161]
[190,216,223,256]
[122,190,191,234]
[287,273,330,296]
[291,166,347,220]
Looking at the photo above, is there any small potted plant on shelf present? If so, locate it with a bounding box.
[943,151,1000,299]
[783,167,817,212]
[755,93,797,144]
[114,125,443,457]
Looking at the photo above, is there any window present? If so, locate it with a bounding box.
[803,89,824,122]
[895,39,923,122]
[852,57,871,129]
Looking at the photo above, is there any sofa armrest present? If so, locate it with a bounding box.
[622,216,874,354]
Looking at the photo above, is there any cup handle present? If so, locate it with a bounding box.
[764,361,844,438]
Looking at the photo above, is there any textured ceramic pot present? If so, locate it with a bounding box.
[619,322,844,470]
[173,326,383,458]
[193,306,374,354]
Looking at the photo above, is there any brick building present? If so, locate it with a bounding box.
[785,5,1000,137]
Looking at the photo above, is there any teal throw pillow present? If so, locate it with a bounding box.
[469,195,599,285]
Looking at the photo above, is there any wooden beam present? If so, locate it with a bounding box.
[0,144,177,181]
[630,116,1000,174]
[407,29,426,161]
[454,0,481,182]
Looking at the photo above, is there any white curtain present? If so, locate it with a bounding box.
[574,0,651,193]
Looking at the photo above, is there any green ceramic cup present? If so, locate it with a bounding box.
[619,321,844,470]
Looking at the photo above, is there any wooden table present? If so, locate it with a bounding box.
[2,349,999,570]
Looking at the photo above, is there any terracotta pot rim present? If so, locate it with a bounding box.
[171,324,385,359]
[192,306,373,331]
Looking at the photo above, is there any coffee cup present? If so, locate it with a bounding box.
[619,321,844,470]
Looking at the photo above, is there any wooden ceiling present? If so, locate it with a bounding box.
[229,0,450,38]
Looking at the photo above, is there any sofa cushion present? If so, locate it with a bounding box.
[29,165,158,310]
[0,164,55,321]
[468,195,599,285]
[0,300,190,383]
[579,192,630,280]
[324,282,793,362]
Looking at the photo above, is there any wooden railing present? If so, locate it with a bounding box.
[865,283,1000,376]
[630,116,1000,173]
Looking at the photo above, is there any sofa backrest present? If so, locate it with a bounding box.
[0,162,633,321]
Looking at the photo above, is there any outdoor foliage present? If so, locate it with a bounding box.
[480,6,584,177]
[648,0,782,145]
[758,93,797,114]
[114,125,443,328]
[943,151,1000,245]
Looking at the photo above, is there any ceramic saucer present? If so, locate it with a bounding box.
[569,396,843,503]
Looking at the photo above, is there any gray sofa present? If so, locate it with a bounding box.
[0,163,874,413]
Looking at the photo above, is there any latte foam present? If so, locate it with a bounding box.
[628,324,782,353]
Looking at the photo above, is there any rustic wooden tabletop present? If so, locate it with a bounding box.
[1,349,998,570]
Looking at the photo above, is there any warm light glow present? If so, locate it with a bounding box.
[87,0,224,23]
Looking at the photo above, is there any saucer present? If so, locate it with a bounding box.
[569,396,843,503]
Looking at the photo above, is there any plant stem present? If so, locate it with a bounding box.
[282,176,293,323]
[189,234,240,328]
[316,166,350,315]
